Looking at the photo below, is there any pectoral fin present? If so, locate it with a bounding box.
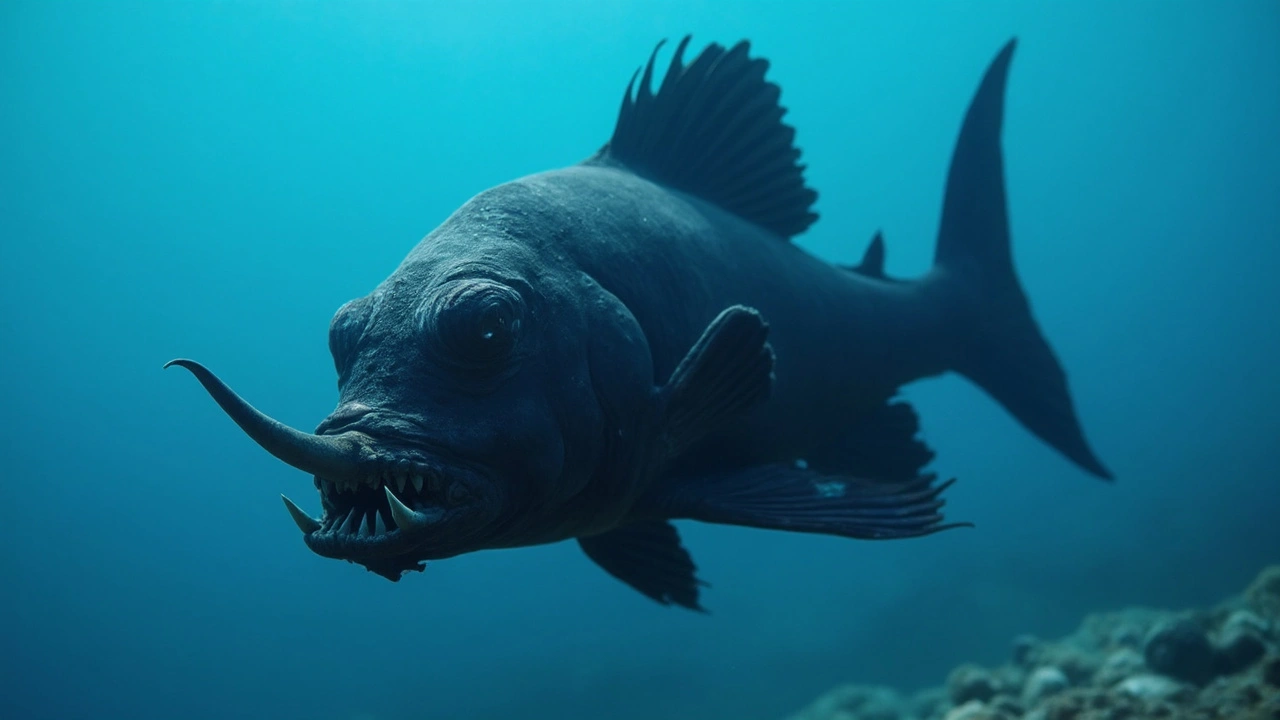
[578,520,708,611]
[659,305,774,458]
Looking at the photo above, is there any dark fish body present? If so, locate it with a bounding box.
[427,166,946,472]
[168,36,1110,610]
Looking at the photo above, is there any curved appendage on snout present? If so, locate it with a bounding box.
[163,359,370,481]
[164,358,495,567]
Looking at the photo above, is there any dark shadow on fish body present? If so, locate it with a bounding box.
[166,36,1111,609]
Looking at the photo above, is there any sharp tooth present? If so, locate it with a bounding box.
[343,508,361,535]
[374,511,387,536]
[365,511,378,537]
[396,474,407,493]
[412,474,424,493]
[384,486,429,532]
[281,495,321,534]
[321,479,335,495]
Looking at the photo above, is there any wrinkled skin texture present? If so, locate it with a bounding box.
[318,205,660,560]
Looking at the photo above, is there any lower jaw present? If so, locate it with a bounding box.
[300,522,476,564]
[302,526,421,561]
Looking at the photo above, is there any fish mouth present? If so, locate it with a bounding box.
[164,358,492,566]
[293,452,480,561]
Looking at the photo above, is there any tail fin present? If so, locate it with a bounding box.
[934,39,1112,480]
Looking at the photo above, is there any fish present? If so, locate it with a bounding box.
[166,36,1111,611]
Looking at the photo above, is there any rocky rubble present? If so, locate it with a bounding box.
[784,566,1280,720]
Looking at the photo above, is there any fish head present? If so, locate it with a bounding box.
[167,225,655,579]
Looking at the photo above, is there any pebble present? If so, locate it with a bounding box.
[1011,634,1040,666]
[947,664,999,705]
[1245,566,1280,618]
[1264,654,1280,688]
[989,694,1023,717]
[1095,647,1145,687]
[1022,666,1068,704]
[942,700,993,720]
[1214,622,1267,673]
[1109,623,1146,649]
[1223,609,1270,637]
[1144,619,1216,684]
[1117,673,1186,702]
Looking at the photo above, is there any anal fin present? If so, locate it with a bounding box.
[805,398,936,483]
[578,520,708,611]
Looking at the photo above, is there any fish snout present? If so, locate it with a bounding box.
[314,402,375,435]
[166,358,498,563]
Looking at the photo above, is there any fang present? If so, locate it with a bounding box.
[384,486,430,532]
[282,494,321,533]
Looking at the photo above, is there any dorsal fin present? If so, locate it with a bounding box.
[841,230,904,283]
[592,36,819,240]
[850,230,887,278]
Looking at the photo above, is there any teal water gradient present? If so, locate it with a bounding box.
[2,2,1277,719]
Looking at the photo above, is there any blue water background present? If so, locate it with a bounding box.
[2,2,1277,719]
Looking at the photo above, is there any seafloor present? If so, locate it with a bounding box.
[784,566,1280,720]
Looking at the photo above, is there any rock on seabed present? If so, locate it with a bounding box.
[783,565,1280,720]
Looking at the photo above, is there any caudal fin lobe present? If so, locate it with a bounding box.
[934,39,1112,480]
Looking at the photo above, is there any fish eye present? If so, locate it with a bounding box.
[425,280,525,372]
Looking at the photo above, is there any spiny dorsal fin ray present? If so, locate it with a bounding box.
[593,36,819,240]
